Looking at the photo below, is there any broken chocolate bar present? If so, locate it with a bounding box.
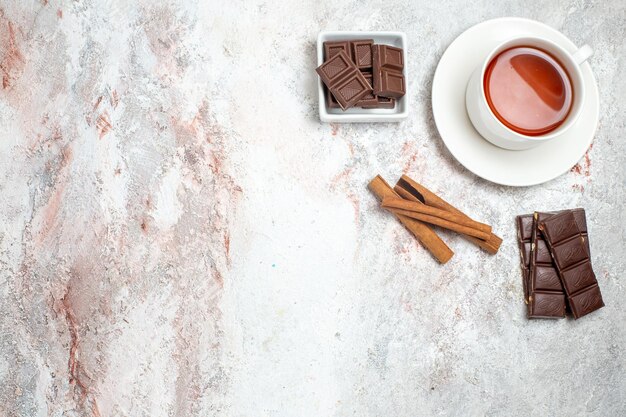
[378,69,405,98]
[518,208,592,318]
[538,210,604,319]
[373,44,404,70]
[515,214,533,302]
[528,212,566,318]
[372,44,406,98]
[316,50,372,111]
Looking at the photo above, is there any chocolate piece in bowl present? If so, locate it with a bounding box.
[355,73,379,108]
[355,72,396,109]
[377,69,406,98]
[334,72,373,110]
[373,44,404,70]
[323,40,351,60]
[316,50,372,111]
[372,44,406,98]
[350,39,374,69]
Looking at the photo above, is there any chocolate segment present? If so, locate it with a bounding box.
[568,285,604,318]
[317,51,353,86]
[378,68,405,98]
[538,210,604,319]
[531,292,567,318]
[350,40,373,70]
[316,50,372,111]
[355,73,378,107]
[528,212,566,318]
[323,41,350,60]
[373,44,404,70]
[333,71,372,110]
[372,44,406,98]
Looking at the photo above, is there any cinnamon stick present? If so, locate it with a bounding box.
[385,207,491,240]
[395,175,502,254]
[368,175,454,264]
[381,197,492,234]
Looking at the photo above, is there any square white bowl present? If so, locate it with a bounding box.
[317,31,408,123]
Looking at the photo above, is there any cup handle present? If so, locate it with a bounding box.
[572,44,593,65]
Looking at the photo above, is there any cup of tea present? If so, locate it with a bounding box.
[466,36,592,150]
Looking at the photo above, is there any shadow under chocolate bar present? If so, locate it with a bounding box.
[538,210,604,319]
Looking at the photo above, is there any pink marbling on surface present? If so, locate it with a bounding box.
[0,2,239,415]
[1,1,625,417]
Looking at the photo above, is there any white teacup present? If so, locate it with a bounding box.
[466,36,592,150]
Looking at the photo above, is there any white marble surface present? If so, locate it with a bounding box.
[0,1,625,416]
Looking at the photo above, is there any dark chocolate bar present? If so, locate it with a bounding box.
[538,210,604,319]
[372,44,406,98]
[516,208,590,318]
[515,214,534,303]
[377,69,405,98]
[316,50,372,111]
[528,212,566,318]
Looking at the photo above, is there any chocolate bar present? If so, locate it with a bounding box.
[323,42,364,109]
[372,44,405,98]
[515,214,533,303]
[516,208,591,318]
[316,50,372,111]
[377,69,405,98]
[527,212,566,318]
[538,210,604,319]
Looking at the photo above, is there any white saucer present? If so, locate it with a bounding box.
[432,17,599,186]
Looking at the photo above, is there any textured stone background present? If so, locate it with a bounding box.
[0,1,624,416]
